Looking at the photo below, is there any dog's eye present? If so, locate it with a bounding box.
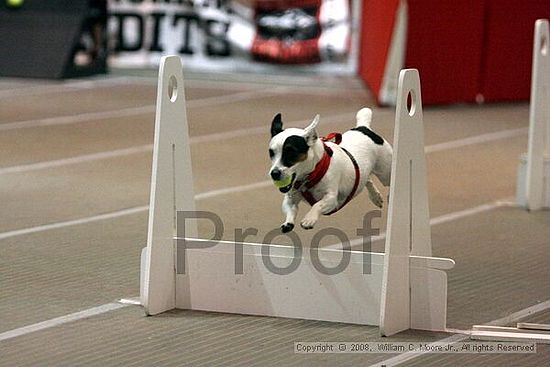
[268,149,275,158]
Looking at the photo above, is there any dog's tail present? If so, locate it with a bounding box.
[355,107,373,128]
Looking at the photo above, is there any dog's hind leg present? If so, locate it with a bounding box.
[366,179,383,208]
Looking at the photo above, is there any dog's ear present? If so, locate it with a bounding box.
[271,113,284,137]
[303,114,320,146]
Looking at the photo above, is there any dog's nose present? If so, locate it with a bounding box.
[270,169,282,180]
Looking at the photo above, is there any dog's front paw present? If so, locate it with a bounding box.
[281,223,294,233]
[300,215,318,230]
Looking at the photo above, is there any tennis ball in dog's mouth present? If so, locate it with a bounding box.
[6,0,24,8]
[273,175,293,189]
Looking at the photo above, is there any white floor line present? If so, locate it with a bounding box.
[0,75,262,100]
[119,75,266,89]
[485,299,550,326]
[0,145,153,175]
[0,88,283,132]
[0,181,275,241]
[0,206,149,241]
[185,87,289,108]
[0,77,134,100]
[0,303,128,342]
[327,200,506,250]
[189,112,353,144]
[0,113,353,176]
[118,297,141,306]
[0,84,82,100]
[0,120,525,177]
[0,105,156,131]
[189,117,527,150]
[428,200,507,226]
[95,75,358,93]
[66,77,141,90]
[425,127,528,153]
[183,78,357,94]
[369,299,550,367]
[169,70,350,88]
[195,181,272,200]
[18,73,363,94]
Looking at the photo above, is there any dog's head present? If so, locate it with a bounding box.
[268,113,319,193]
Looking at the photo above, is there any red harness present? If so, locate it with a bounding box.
[293,133,361,215]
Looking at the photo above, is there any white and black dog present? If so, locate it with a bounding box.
[268,108,393,232]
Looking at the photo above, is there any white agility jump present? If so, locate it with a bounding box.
[517,19,550,210]
[140,55,455,337]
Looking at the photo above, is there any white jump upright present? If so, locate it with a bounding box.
[380,69,437,336]
[518,19,550,210]
[142,56,197,316]
[140,56,455,337]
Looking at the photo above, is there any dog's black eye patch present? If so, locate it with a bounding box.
[268,149,275,158]
[281,136,309,167]
[350,126,384,145]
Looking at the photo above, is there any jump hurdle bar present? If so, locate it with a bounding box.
[139,56,455,337]
[517,19,550,210]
